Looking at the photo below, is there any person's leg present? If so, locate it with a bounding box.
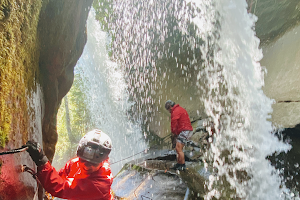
[175,141,185,164]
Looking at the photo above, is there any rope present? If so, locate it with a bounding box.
[110,148,150,165]
[33,188,39,200]
[0,146,28,155]
[110,134,174,165]
[22,165,38,181]
[110,128,205,165]
[22,165,54,200]
[110,136,173,165]
[141,195,152,199]
[22,165,40,200]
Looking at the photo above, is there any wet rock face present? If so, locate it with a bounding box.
[0,154,37,200]
[0,0,93,199]
[112,148,207,200]
[260,23,300,128]
[0,0,42,199]
[112,166,188,200]
[248,0,300,45]
[37,0,93,162]
[268,125,300,192]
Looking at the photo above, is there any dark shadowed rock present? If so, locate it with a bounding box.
[268,125,300,192]
[249,0,300,45]
[38,0,93,162]
[0,0,93,199]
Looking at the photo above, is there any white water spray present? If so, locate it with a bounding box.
[100,0,297,199]
[189,1,294,199]
[50,0,299,198]
[75,10,147,175]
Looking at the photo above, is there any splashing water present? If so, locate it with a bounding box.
[109,0,196,125]
[75,10,147,175]
[189,1,295,199]
[97,0,298,199]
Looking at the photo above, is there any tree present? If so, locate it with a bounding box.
[53,72,93,168]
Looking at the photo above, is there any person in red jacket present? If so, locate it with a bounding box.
[24,129,113,200]
[165,100,193,171]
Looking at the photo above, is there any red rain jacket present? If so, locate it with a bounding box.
[171,104,193,135]
[37,157,113,200]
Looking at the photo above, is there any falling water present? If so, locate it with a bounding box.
[189,1,295,199]
[95,0,298,199]
[74,10,147,175]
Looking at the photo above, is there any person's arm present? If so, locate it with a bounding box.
[37,162,112,199]
[24,141,111,199]
[171,111,180,135]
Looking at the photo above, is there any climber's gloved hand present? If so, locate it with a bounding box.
[171,133,177,149]
[23,141,48,166]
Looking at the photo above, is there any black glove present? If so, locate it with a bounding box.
[171,134,177,149]
[23,141,48,166]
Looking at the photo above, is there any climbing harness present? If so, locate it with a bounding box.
[0,146,28,155]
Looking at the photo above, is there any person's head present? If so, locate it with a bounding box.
[165,100,175,113]
[77,129,112,173]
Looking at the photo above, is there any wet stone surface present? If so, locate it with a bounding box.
[112,149,207,200]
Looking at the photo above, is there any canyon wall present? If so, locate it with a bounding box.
[0,0,92,199]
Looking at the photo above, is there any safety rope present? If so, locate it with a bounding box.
[141,195,152,199]
[110,128,205,165]
[0,146,28,155]
[22,165,40,200]
[110,148,150,165]
[22,165,54,200]
[110,132,173,165]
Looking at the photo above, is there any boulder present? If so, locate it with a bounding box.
[261,23,300,128]
[112,149,207,200]
[38,0,93,162]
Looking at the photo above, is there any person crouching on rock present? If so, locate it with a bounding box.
[165,100,193,171]
[24,129,113,200]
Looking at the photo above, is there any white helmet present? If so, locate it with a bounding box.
[77,129,112,164]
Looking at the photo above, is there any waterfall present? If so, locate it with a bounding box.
[189,1,295,199]
[52,0,299,198]
[75,10,147,175]
[91,0,298,199]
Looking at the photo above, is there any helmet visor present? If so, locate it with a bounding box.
[78,141,110,164]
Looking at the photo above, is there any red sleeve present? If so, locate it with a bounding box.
[37,162,112,199]
[171,111,180,135]
[57,160,71,180]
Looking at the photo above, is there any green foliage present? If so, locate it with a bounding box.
[93,0,113,33]
[55,73,93,167]
[68,73,93,138]
[92,0,115,57]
